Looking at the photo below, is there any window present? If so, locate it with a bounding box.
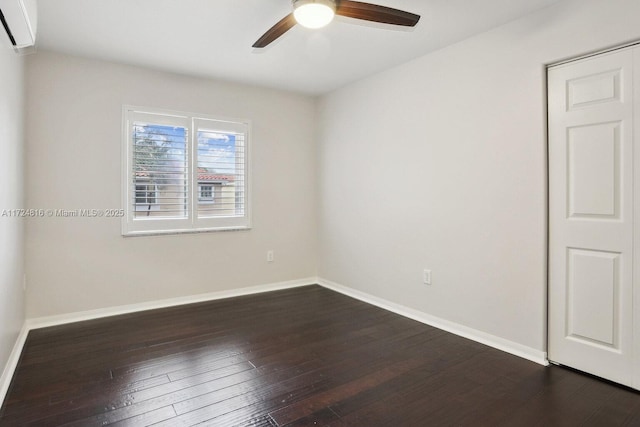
[135,183,159,215]
[199,185,213,202]
[122,106,250,235]
[135,184,157,205]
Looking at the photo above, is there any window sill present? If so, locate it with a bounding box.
[122,225,251,237]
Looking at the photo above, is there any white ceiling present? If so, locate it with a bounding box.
[35,0,563,95]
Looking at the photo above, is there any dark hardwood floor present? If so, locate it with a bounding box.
[1,285,639,426]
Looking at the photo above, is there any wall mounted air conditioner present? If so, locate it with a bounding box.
[0,0,37,50]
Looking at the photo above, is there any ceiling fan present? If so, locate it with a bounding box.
[253,0,420,48]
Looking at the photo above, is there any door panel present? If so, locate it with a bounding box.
[567,69,621,109]
[566,248,619,347]
[548,47,635,389]
[567,122,619,218]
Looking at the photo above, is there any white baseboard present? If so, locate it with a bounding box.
[317,278,549,366]
[0,323,30,407]
[27,277,318,330]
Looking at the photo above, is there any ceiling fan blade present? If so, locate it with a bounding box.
[336,1,420,27]
[253,13,297,48]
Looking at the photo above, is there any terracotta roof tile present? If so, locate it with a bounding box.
[135,168,234,182]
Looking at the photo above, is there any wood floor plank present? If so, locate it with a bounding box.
[268,357,425,425]
[1,285,639,427]
[107,405,177,427]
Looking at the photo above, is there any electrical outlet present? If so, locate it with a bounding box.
[267,250,274,263]
[423,269,431,285]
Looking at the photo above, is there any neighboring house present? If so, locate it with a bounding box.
[135,167,236,218]
[196,168,238,218]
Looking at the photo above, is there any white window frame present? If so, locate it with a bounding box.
[122,106,251,236]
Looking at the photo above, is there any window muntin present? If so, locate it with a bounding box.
[123,107,250,235]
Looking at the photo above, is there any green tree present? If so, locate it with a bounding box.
[133,127,172,215]
[134,127,171,175]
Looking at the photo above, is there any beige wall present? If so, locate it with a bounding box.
[0,50,25,372]
[25,52,317,317]
[317,0,640,353]
[19,0,640,357]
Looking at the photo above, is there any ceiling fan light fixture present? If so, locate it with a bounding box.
[253,0,420,48]
[293,0,336,29]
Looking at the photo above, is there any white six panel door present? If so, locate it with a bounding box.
[548,47,636,388]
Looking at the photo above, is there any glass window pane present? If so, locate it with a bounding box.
[133,123,188,219]
[197,129,243,218]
